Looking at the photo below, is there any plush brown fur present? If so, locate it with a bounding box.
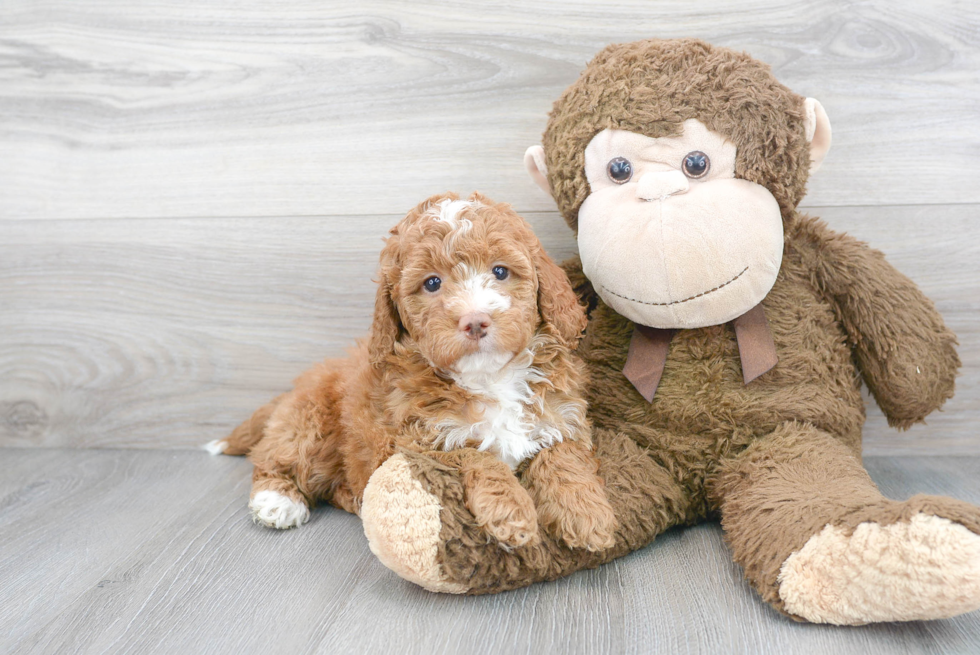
[222,192,616,550]
[708,422,980,614]
[360,39,979,620]
[542,38,811,232]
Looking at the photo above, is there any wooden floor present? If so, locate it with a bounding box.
[3,1,980,653]
[1,450,979,655]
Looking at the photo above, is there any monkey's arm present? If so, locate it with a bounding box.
[793,216,960,429]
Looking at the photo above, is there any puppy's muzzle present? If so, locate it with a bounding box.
[458,312,491,341]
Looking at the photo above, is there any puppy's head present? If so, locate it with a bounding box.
[369,192,587,372]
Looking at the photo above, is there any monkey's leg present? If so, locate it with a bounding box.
[361,428,692,595]
[522,440,617,552]
[709,422,980,624]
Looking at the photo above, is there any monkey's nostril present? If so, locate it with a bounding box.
[636,170,689,201]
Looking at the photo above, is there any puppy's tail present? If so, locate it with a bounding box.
[205,395,284,457]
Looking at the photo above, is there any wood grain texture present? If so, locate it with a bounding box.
[3,2,979,652]
[1,449,980,654]
[1,204,978,453]
[0,211,577,449]
[1,0,979,219]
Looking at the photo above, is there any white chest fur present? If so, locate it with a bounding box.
[436,350,564,469]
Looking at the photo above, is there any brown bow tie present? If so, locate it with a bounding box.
[622,303,778,402]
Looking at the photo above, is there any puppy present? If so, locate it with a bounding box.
[208,192,617,551]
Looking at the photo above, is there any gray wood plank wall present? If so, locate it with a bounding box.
[2,0,979,454]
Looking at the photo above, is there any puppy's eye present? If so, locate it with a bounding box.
[682,151,710,179]
[423,276,442,293]
[606,157,633,184]
[492,266,509,281]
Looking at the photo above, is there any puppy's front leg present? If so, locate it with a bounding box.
[523,440,617,551]
[430,449,539,549]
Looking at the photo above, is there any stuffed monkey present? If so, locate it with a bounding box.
[359,38,980,624]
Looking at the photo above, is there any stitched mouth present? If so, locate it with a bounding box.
[601,266,749,307]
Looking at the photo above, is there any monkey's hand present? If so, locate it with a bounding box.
[795,216,960,429]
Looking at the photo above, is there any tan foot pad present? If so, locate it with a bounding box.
[361,454,467,594]
[778,513,980,624]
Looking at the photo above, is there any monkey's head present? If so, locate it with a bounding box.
[525,38,831,329]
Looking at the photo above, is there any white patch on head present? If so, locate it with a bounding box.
[203,439,228,456]
[436,347,566,469]
[431,199,473,226]
[447,266,511,316]
[424,199,484,255]
[249,490,310,529]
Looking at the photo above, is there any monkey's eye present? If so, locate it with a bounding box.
[606,157,633,184]
[423,276,442,293]
[492,266,509,281]
[682,151,710,179]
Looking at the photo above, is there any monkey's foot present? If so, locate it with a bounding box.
[361,455,467,593]
[778,513,980,624]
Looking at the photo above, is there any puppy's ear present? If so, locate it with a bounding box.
[368,237,404,367]
[534,244,588,348]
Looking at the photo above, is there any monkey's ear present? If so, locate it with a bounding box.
[534,245,588,348]
[524,145,553,197]
[804,98,832,174]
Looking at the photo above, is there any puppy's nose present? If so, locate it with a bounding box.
[636,170,689,201]
[458,313,491,340]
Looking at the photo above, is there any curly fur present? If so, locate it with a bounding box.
[219,192,615,549]
[543,38,811,231]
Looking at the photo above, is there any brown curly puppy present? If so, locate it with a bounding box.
[208,192,617,552]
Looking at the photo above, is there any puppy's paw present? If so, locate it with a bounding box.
[468,484,540,549]
[483,509,540,550]
[249,490,310,529]
[556,494,618,552]
[538,486,618,552]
